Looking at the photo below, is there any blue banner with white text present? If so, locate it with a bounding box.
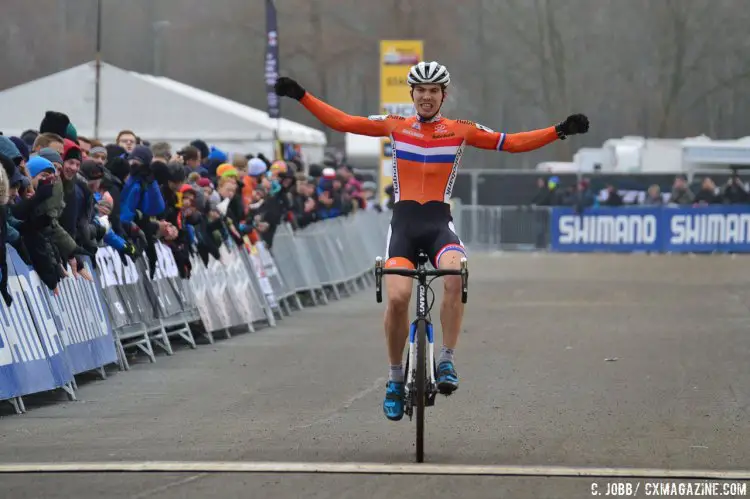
[550,205,750,253]
[0,245,117,401]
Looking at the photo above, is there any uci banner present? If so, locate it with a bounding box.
[378,39,423,203]
[550,205,750,253]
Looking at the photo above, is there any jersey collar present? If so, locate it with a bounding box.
[416,112,443,123]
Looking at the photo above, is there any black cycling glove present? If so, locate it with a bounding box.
[555,114,590,140]
[274,77,306,101]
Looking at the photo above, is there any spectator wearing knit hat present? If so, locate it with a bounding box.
[120,144,164,225]
[39,111,70,139]
[78,160,137,262]
[316,167,345,220]
[0,136,23,168]
[61,139,82,181]
[59,147,101,282]
[88,145,107,165]
[59,140,84,248]
[9,137,29,165]
[120,144,166,278]
[20,130,38,150]
[1,153,26,202]
[16,156,79,294]
[37,146,63,166]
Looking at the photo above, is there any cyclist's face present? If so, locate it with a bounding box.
[411,84,444,118]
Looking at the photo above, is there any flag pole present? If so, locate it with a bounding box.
[94,0,102,140]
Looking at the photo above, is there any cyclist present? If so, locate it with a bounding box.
[274,61,589,421]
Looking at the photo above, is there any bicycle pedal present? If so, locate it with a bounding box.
[438,384,457,396]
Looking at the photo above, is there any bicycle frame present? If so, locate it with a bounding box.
[405,268,436,415]
[374,253,468,462]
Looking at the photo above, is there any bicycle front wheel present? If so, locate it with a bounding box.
[415,318,426,463]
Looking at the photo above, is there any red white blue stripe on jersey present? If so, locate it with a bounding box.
[496,133,507,151]
[392,132,465,164]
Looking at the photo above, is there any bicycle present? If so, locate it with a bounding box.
[374,251,468,463]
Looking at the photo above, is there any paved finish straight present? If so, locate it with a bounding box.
[2,253,749,498]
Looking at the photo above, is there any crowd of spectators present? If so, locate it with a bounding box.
[530,173,750,212]
[0,110,386,306]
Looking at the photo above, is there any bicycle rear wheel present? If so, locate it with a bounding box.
[415,318,426,463]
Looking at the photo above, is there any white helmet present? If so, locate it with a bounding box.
[407,61,450,87]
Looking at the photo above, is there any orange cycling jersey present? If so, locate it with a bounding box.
[300,93,559,204]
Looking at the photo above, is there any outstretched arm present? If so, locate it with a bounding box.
[300,93,390,137]
[275,77,390,137]
[464,121,559,153]
[464,114,589,153]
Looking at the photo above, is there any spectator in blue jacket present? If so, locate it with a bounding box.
[119,145,166,225]
[316,167,344,220]
[119,145,166,277]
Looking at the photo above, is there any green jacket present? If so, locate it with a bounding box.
[33,180,77,261]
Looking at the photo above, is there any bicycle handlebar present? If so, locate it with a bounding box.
[373,256,468,304]
[378,268,465,277]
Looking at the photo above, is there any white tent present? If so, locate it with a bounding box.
[345,132,381,170]
[0,61,326,162]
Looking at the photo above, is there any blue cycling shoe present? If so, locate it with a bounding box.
[437,360,459,395]
[383,380,405,421]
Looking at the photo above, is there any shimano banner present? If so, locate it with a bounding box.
[550,205,750,253]
[552,207,661,252]
[663,205,750,253]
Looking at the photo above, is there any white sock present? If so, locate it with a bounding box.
[389,364,404,382]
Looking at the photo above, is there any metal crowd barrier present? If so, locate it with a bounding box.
[452,203,552,251]
[0,208,392,415]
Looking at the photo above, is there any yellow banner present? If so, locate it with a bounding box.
[379,40,423,203]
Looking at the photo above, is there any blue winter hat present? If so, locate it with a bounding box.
[207,146,228,163]
[27,156,56,178]
[127,145,153,165]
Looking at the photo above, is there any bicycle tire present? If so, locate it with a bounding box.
[415,318,426,463]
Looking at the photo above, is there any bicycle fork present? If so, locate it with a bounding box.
[404,289,438,419]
